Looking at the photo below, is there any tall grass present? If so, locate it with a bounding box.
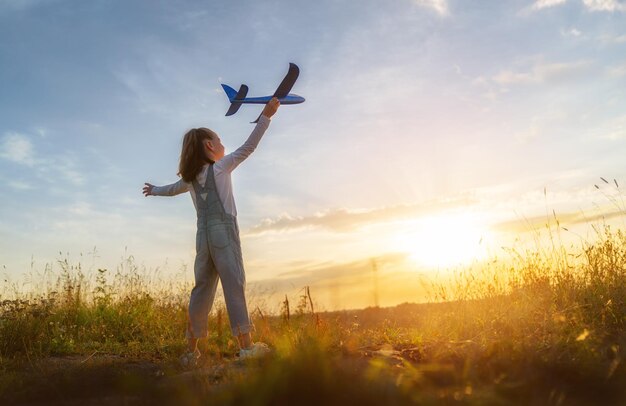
[1,215,625,403]
[0,253,192,359]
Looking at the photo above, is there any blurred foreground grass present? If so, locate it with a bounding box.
[1,225,625,405]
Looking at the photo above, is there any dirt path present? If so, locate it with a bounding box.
[4,353,237,405]
[4,346,617,406]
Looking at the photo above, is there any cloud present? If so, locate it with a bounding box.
[596,33,626,44]
[519,0,567,15]
[607,63,626,77]
[6,180,33,190]
[598,114,626,140]
[491,60,592,85]
[249,252,426,310]
[0,133,35,166]
[613,34,626,43]
[0,0,62,12]
[560,27,582,37]
[582,0,626,12]
[8,180,33,190]
[0,131,85,185]
[0,0,40,10]
[531,0,568,11]
[513,110,568,143]
[414,0,449,16]
[246,197,478,235]
[52,152,85,186]
[493,207,626,234]
[523,0,626,14]
[34,127,48,138]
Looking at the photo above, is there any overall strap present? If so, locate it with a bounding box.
[192,164,229,223]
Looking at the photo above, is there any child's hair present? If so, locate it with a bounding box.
[178,127,218,183]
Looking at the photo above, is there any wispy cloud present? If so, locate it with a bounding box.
[246,197,477,235]
[52,152,85,186]
[560,27,583,37]
[612,34,626,43]
[0,132,35,166]
[513,110,568,143]
[0,0,44,10]
[531,0,568,11]
[0,131,85,185]
[519,0,567,15]
[596,33,626,44]
[607,62,626,77]
[582,0,626,12]
[7,180,33,190]
[523,0,626,14]
[414,0,449,16]
[491,60,592,85]
[34,127,48,138]
[493,207,626,234]
[0,0,66,14]
[598,114,626,140]
[249,252,425,309]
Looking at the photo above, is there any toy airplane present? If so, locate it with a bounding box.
[221,62,305,123]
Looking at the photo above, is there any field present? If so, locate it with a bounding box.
[1,224,625,405]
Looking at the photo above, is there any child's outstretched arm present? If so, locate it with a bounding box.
[219,97,280,173]
[143,179,189,197]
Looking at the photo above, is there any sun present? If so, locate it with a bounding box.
[392,212,490,269]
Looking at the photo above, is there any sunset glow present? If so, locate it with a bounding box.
[393,212,490,269]
[0,1,625,310]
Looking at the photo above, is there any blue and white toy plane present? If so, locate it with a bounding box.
[221,63,305,123]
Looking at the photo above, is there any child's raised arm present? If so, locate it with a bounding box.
[219,98,280,173]
[143,179,189,197]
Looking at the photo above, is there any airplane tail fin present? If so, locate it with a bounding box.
[221,84,237,101]
[222,84,248,116]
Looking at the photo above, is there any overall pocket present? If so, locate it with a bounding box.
[208,224,231,249]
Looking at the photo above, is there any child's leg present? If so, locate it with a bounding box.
[209,223,255,345]
[237,333,253,349]
[187,228,220,346]
[187,337,199,352]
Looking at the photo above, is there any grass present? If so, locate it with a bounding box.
[1,222,625,404]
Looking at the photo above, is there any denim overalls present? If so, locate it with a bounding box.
[187,164,253,339]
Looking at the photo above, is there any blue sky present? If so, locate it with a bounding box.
[1,0,625,308]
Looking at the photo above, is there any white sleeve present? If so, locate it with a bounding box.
[151,178,190,196]
[218,115,271,173]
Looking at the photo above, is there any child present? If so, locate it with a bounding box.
[143,97,280,367]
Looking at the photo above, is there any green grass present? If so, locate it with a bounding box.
[1,225,625,404]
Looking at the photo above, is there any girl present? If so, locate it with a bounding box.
[143,97,280,367]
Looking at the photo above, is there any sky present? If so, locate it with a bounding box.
[1,0,625,310]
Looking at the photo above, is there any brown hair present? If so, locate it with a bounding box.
[178,127,217,183]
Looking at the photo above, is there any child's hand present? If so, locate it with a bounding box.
[262,97,280,118]
[143,183,154,196]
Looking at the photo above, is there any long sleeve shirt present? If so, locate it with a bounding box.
[150,115,271,217]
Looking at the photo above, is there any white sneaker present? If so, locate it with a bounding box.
[179,348,201,369]
[239,342,271,360]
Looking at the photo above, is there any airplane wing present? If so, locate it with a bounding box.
[251,63,300,123]
[273,63,300,99]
